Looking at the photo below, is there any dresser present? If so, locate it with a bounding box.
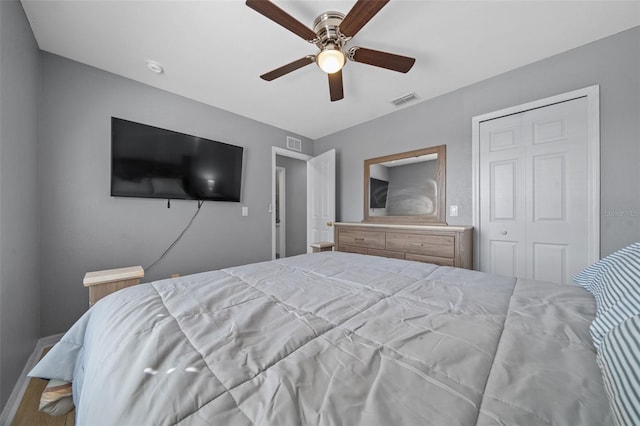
[335,222,473,269]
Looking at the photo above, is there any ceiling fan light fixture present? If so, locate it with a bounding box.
[317,46,345,74]
[246,0,415,100]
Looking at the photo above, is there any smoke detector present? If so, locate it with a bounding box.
[146,60,164,74]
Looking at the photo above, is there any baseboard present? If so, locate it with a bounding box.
[0,333,64,425]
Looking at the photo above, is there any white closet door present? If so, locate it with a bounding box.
[479,113,527,279]
[479,97,589,283]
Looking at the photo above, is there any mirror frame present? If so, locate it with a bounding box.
[363,144,447,225]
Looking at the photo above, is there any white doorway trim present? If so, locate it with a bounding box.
[471,85,600,270]
[272,147,312,260]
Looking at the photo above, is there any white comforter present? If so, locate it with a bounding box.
[30,252,612,425]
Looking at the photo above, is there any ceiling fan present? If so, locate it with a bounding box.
[246,0,416,102]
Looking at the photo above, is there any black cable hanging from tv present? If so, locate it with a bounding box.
[145,200,204,274]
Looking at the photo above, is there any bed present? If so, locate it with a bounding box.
[30,250,635,425]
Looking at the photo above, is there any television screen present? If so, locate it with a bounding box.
[111,118,243,202]
[370,177,389,208]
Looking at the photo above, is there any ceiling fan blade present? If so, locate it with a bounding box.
[246,0,317,41]
[349,47,415,73]
[328,70,344,102]
[260,56,315,81]
[339,0,390,38]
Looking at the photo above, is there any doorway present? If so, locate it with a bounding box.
[472,86,600,283]
[275,156,307,258]
[272,147,312,260]
[271,147,336,260]
[275,167,286,258]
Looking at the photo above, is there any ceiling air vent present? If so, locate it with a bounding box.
[391,92,420,107]
[286,136,302,152]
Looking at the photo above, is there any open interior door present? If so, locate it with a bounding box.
[307,149,336,252]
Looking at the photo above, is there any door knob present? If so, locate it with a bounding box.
[326,221,334,227]
[501,230,507,235]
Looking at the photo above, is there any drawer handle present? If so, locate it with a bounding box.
[411,243,424,246]
[354,237,365,241]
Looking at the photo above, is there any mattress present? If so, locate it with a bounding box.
[29,252,612,425]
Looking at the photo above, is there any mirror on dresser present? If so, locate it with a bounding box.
[364,144,446,225]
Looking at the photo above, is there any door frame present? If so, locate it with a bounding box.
[471,85,600,271]
[271,147,312,260]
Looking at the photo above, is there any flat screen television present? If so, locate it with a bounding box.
[111,117,243,202]
[370,177,389,208]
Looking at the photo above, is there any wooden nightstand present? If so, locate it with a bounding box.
[83,266,144,306]
[310,242,335,253]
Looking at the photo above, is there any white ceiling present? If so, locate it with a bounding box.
[21,0,640,139]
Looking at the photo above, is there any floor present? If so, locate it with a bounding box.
[11,347,75,426]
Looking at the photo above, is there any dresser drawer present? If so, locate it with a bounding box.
[368,248,405,260]
[406,253,455,267]
[338,230,386,249]
[339,244,369,255]
[386,232,455,258]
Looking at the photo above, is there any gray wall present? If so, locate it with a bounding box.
[38,53,312,336]
[314,26,640,258]
[0,0,41,408]
[276,155,307,256]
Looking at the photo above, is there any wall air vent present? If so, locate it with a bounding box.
[286,136,302,152]
[391,92,420,107]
